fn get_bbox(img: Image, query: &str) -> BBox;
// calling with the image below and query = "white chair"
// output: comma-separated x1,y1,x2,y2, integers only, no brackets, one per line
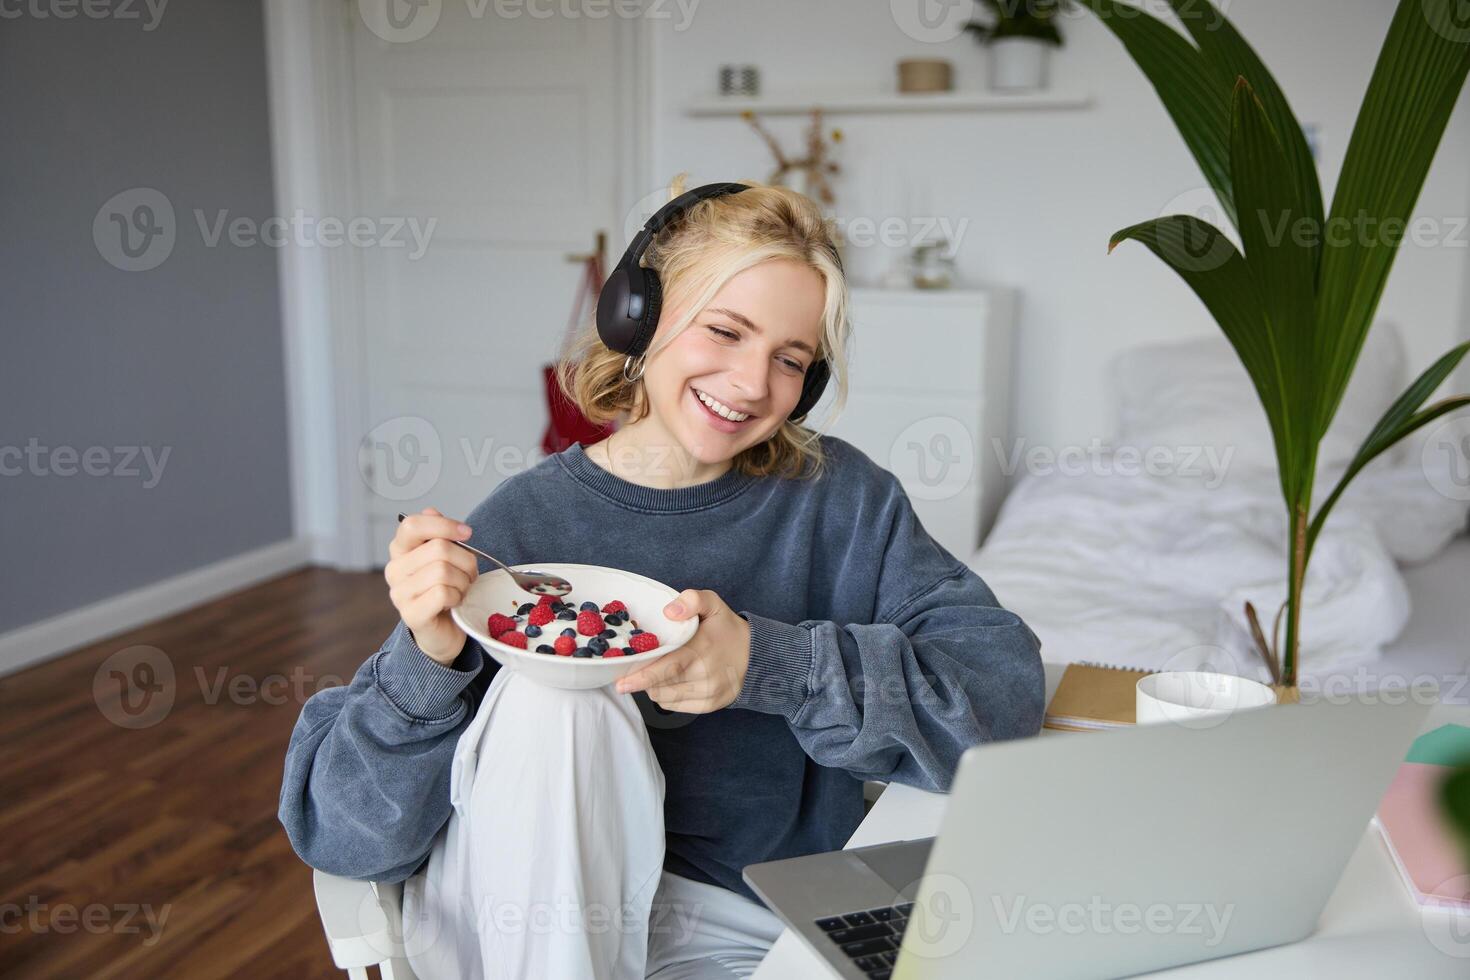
309,781,887,976
312,870,419,980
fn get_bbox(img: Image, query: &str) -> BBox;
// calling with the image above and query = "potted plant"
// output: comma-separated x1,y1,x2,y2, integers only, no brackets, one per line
966,0,1066,92
1074,0,1470,699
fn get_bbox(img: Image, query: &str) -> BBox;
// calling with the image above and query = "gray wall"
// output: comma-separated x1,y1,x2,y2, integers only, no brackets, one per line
0,0,293,633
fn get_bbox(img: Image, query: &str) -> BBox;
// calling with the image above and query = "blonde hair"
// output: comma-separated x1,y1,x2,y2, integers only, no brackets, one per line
554,172,850,481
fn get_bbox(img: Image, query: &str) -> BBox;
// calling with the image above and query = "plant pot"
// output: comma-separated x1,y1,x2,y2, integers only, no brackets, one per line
1270,683,1302,705
988,37,1051,93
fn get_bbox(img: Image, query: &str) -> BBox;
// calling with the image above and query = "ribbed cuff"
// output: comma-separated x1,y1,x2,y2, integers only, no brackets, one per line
375,622,483,721
731,611,813,718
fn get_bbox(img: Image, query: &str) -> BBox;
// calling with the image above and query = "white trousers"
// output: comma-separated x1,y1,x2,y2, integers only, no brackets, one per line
402,668,784,980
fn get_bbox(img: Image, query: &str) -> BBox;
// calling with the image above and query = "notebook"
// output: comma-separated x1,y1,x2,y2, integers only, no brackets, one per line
1043,661,1155,732
1374,723,1470,913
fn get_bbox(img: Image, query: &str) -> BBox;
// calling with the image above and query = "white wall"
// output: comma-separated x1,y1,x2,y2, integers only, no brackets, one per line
648,0,1470,455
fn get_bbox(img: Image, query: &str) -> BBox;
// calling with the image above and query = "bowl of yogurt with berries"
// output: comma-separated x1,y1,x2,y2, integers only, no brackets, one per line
451,563,698,690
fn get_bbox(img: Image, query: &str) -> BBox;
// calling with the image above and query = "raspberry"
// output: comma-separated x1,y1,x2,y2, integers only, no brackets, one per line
602,600,627,616
628,632,660,653
536,594,558,608
576,610,605,637
603,649,625,658
553,635,575,656
487,613,517,637
527,604,554,627
499,631,527,649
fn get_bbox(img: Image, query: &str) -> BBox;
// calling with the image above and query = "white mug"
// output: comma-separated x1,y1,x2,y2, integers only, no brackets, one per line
1136,670,1276,729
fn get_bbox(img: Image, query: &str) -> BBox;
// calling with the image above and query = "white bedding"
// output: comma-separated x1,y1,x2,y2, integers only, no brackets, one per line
971,449,1467,684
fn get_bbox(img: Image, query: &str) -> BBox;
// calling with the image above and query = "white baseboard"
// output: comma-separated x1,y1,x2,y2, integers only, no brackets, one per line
0,537,313,678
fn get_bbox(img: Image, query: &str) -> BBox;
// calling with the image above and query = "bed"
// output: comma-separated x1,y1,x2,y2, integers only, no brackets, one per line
967,323,1470,691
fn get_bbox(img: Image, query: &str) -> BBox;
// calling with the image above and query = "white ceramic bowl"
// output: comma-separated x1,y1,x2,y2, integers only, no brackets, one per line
450,562,697,690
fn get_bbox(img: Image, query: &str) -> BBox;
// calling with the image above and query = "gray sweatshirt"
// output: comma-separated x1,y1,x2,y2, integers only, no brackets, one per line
278,435,1045,902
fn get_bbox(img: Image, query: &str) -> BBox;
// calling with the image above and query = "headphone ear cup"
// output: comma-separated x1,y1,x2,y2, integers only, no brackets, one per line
789,358,831,422
596,266,635,353
635,269,663,354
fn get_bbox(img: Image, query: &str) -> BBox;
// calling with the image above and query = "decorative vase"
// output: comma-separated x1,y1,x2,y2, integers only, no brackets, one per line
989,37,1051,92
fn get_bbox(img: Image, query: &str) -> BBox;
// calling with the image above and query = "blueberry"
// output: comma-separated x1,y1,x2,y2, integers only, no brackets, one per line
588,636,609,653
579,600,601,612
517,602,534,615
573,647,593,658
600,629,617,639
525,624,542,638
621,646,636,655
556,610,577,621
603,613,622,626
560,627,576,638
630,628,644,635
535,644,554,654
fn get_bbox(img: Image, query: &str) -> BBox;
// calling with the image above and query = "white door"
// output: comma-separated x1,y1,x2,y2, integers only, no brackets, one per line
348,0,643,561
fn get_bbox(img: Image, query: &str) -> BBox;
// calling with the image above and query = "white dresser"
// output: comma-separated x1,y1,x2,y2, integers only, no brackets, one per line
808,286,1016,562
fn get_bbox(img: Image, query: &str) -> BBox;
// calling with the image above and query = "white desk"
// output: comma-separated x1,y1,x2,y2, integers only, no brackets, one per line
752,663,1470,979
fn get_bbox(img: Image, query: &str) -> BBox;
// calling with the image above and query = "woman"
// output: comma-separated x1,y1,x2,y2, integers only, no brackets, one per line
278,173,1045,979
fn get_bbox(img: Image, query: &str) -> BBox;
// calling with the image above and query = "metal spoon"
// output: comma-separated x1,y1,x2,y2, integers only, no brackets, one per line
396,512,573,597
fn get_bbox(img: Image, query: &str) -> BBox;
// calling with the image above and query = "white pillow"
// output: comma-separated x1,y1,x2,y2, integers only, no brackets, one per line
1111,321,1406,473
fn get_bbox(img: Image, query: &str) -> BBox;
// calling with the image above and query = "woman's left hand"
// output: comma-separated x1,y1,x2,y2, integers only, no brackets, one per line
614,588,751,712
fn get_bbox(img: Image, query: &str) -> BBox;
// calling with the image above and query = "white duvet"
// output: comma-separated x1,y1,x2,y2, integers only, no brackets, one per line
970,437,1468,685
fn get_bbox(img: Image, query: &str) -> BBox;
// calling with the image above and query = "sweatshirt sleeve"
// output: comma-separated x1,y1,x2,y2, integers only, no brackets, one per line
730,475,1045,793
277,619,496,882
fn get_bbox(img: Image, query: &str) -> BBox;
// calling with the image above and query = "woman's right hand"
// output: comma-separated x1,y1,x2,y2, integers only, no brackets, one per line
385,507,479,665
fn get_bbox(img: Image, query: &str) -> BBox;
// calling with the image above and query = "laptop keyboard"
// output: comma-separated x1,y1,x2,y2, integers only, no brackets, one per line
813,902,913,979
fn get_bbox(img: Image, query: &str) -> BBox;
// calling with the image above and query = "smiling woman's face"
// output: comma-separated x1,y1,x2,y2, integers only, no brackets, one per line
641,258,826,465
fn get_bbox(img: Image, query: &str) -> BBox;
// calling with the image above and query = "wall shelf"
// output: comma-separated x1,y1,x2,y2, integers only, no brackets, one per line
683,89,1092,117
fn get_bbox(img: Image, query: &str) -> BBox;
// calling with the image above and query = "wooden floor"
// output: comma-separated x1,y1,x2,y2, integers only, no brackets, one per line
0,566,397,979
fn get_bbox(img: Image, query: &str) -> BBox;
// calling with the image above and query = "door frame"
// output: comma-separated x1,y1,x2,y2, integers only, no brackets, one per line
262,0,655,569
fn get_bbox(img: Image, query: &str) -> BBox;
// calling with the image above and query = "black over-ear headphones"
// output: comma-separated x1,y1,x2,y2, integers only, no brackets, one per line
595,181,833,424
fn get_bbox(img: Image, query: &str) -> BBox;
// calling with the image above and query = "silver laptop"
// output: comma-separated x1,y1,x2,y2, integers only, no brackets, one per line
743,694,1431,980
